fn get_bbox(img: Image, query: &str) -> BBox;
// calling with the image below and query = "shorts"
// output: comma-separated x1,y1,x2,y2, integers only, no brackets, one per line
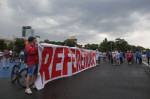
116,58,120,63
27,64,38,76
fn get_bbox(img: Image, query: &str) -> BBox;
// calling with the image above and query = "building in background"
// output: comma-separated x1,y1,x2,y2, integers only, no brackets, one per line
22,26,34,38
69,36,77,43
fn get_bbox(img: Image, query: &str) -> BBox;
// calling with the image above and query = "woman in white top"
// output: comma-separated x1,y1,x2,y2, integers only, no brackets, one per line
112,50,116,65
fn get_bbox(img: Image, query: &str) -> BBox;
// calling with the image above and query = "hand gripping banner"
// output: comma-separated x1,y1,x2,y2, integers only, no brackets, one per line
35,43,96,90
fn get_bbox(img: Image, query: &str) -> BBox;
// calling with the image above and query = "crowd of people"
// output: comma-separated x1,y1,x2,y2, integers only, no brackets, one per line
0,36,150,95
0,49,25,69
96,49,150,66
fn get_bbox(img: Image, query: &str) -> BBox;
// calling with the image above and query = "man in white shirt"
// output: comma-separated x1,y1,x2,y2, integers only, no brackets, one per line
112,50,116,65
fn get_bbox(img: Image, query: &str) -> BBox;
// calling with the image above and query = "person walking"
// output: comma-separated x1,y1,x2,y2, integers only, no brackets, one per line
2,48,10,69
146,50,150,65
25,36,39,94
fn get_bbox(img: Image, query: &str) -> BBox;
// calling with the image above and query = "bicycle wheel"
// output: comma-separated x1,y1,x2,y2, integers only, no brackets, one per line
17,68,33,88
11,65,20,83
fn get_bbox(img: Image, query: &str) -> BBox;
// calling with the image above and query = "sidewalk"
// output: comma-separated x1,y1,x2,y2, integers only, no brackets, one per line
0,62,24,78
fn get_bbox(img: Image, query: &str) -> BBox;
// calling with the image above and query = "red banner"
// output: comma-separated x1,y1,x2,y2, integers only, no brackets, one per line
35,43,96,90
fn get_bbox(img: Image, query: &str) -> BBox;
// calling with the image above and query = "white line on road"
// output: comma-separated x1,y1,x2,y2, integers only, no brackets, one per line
143,61,150,67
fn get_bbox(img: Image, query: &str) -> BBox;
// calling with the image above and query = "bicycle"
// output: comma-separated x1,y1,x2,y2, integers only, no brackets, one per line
11,60,33,88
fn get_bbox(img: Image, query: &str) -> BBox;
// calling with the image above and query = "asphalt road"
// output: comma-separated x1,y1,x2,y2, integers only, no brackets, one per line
1,62,150,99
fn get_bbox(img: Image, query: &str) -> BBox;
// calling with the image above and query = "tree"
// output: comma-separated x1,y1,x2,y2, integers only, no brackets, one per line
84,43,91,49
0,39,7,51
64,39,76,47
43,39,62,45
98,38,110,52
14,38,26,53
84,43,98,50
8,42,13,50
114,38,129,52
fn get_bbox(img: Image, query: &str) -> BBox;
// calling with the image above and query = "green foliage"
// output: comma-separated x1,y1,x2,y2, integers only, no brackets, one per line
114,38,129,51
64,39,76,47
85,43,98,50
43,39,62,45
8,42,13,50
98,38,146,52
0,39,7,51
14,38,26,52
5,37,145,53
99,38,110,52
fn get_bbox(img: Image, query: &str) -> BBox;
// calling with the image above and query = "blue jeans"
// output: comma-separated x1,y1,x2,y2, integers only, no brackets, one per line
27,64,38,76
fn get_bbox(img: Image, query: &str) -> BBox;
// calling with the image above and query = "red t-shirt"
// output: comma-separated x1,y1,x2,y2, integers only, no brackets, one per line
3,50,10,59
25,43,39,66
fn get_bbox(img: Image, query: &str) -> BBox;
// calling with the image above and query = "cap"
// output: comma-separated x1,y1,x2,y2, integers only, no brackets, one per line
28,36,35,42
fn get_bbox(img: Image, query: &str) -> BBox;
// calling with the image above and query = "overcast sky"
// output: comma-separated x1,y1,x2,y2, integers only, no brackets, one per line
0,0,150,48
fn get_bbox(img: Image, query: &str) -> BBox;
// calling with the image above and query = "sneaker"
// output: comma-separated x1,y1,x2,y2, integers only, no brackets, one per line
7,67,9,68
33,85,36,89
25,88,33,94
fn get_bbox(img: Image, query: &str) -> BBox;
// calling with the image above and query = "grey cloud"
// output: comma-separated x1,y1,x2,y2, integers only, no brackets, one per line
0,0,150,48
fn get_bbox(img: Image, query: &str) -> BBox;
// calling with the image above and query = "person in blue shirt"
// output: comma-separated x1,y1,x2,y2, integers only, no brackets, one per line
119,50,123,63
146,50,150,65
110,51,113,64
139,51,142,64
135,50,139,64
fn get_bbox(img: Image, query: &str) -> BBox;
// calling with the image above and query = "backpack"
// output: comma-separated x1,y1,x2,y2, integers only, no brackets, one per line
24,49,27,63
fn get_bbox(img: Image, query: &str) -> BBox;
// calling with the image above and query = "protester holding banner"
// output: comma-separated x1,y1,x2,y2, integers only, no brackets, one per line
25,36,39,94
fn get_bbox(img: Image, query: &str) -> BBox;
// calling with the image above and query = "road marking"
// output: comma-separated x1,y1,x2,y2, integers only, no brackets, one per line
143,61,150,67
